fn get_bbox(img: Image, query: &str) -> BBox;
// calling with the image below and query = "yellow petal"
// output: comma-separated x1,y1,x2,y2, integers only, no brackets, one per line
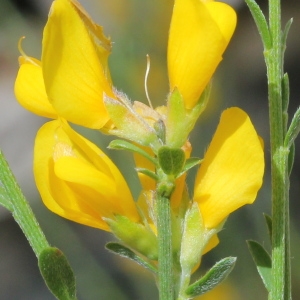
194,107,264,228
202,234,219,254
34,119,140,231
168,0,236,109
42,0,114,128
14,56,57,118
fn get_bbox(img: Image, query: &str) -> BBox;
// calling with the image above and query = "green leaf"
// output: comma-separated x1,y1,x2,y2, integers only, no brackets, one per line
38,247,77,300
106,242,157,274
282,73,290,130
245,0,272,50
135,168,158,181
108,139,157,166
284,106,300,148
288,142,295,176
263,213,272,243
247,240,272,292
0,150,49,256
282,18,293,59
0,151,16,211
158,146,185,176
185,257,236,297
0,182,13,212
178,157,202,177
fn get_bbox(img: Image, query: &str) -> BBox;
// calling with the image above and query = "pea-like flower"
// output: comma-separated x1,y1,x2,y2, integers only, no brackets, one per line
34,119,140,231
15,0,114,129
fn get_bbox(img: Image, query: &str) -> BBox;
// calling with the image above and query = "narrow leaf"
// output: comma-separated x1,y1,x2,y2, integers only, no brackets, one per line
178,157,202,177
284,106,300,148
245,0,272,50
0,150,49,256
108,139,157,165
0,183,13,211
247,240,272,292
282,73,290,130
106,242,157,274
282,18,293,58
38,247,77,300
135,168,159,181
288,143,295,176
263,213,272,243
185,257,236,297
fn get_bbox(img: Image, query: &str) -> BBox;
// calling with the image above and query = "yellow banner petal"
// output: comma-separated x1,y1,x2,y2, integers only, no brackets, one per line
168,0,236,109
42,0,114,128
194,107,264,228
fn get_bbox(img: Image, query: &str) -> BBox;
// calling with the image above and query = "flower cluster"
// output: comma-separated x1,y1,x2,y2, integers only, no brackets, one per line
15,0,264,296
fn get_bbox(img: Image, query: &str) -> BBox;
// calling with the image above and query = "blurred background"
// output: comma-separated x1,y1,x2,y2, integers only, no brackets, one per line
1,0,300,299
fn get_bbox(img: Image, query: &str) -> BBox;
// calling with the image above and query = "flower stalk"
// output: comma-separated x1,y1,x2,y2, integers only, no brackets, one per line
157,189,173,300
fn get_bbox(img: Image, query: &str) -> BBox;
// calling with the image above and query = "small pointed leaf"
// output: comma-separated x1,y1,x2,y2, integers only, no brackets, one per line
108,139,157,165
185,257,236,297
38,247,77,300
245,0,271,50
158,146,185,176
178,157,202,177
263,213,272,243
106,242,157,273
282,73,290,114
288,143,295,175
282,18,293,58
247,240,272,292
135,168,158,181
284,106,300,148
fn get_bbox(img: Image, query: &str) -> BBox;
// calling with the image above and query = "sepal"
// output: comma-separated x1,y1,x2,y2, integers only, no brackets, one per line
180,202,222,274
105,215,158,260
106,242,157,273
180,202,205,273
165,86,210,148
104,94,159,148
185,257,236,298
38,247,77,300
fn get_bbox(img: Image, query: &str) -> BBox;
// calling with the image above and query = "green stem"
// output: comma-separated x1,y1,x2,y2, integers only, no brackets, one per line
267,0,291,298
0,150,50,256
157,182,174,300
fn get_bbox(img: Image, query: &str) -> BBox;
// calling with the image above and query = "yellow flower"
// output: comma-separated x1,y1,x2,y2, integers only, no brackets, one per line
15,0,114,129
194,107,264,229
34,119,140,231
168,0,237,109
